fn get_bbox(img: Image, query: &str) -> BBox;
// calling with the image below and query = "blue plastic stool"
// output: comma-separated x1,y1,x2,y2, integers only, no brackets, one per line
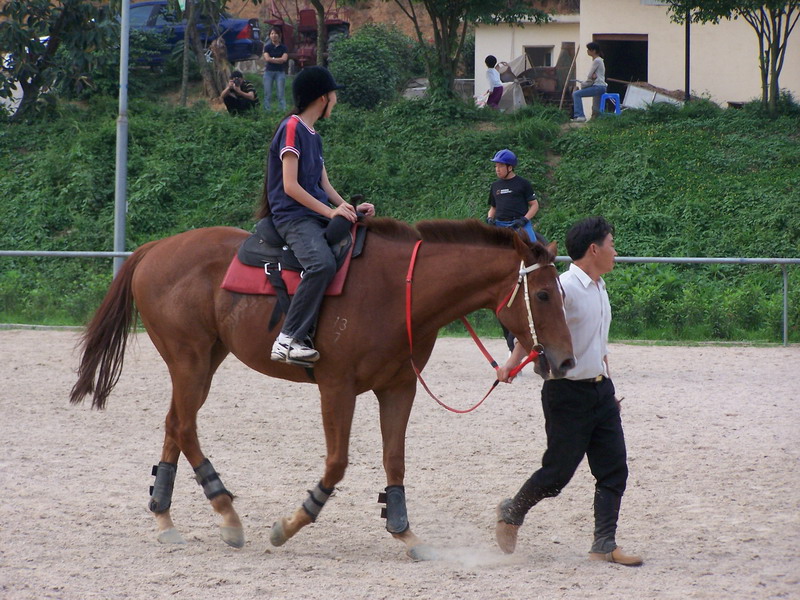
599,93,621,115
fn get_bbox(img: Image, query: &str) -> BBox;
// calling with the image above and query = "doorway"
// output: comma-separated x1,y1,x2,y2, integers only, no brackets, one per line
593,34,648,99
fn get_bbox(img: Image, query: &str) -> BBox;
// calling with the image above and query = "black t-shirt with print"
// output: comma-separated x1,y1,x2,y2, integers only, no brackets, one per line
488,175,535,221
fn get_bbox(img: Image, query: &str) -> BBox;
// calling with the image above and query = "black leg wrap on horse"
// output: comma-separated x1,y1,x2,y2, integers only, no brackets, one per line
301,480,334,522
379,485,410,534
148,462,177,513
193,458,233,501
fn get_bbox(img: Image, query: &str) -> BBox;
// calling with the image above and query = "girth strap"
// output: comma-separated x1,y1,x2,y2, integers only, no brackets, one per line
265,262,291,331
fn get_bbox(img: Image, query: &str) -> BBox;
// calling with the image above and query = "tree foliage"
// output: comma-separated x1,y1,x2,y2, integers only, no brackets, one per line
664,1,800,115
344,0,549,98
0,0,118,120
328,24,420,109
163,0,247,102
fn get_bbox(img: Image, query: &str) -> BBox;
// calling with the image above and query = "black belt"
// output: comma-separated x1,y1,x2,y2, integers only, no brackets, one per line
572,375,605,383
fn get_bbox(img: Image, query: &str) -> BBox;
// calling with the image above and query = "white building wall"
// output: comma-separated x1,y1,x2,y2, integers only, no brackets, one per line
475,1,800,108
581,0,800,105
474,20,580,99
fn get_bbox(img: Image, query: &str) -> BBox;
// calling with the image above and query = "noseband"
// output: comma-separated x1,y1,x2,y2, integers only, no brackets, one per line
405,241,555,410
500,260,554,361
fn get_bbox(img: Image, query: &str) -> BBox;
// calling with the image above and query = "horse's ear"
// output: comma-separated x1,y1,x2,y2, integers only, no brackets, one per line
547,241,558,255
512,232,533,258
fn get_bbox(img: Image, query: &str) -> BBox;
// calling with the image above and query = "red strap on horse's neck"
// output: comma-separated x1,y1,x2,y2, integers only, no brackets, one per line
405,240,500,414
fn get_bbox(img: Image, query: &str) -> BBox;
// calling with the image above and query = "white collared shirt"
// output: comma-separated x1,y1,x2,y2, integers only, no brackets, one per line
559,262,611,380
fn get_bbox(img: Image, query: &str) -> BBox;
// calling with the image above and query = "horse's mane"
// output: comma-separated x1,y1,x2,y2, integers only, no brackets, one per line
417,219,554,264
364,217,553,264
364,217,421,242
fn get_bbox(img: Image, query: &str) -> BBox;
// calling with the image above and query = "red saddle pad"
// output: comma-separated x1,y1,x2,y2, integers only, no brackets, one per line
221,240,354,296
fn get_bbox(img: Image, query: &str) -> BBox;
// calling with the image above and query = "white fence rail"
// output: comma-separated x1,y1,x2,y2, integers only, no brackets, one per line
1,251,798,345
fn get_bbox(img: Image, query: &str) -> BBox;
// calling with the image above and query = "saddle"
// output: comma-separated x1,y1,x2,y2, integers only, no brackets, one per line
221,215,367,330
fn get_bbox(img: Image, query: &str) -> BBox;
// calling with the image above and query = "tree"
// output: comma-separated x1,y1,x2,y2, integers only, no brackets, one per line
166,0,263,104
350,1,549,98
309,0,327,67
664,1,800,115
0,0,117,120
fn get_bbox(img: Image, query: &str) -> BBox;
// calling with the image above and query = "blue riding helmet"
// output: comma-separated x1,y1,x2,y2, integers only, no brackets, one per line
491,149,517,166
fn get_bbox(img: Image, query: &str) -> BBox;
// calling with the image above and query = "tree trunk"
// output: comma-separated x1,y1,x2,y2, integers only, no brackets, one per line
768,32,779,116
186,2,220,99
310,0,326,67
179,0,194,106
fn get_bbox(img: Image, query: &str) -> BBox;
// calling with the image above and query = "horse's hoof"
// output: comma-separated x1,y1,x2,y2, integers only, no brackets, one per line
157,527,187,545
270,519,288,547
407,544,439,562
221,526,245,549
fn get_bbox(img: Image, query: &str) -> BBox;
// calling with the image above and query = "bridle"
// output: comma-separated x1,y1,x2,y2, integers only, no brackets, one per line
501,260,554,379
405,240,554,413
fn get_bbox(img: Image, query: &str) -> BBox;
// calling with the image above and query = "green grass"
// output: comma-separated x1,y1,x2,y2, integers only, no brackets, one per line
1,92,798,341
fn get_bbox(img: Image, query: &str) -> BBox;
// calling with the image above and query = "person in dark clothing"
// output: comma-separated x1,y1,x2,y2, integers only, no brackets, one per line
262,26,288,111
221,70,258,114
495,216,643,567
487,148,541,352
487,148,540,243
266,66,375,365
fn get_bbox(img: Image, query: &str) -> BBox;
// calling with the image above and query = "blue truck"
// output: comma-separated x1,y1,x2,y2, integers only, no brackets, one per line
129,0,263,64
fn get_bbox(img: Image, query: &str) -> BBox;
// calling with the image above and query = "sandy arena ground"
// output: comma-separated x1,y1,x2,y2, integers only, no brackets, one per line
0,328,798,599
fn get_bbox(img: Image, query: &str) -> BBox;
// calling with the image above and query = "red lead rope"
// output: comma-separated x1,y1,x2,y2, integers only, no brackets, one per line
405,240,540,414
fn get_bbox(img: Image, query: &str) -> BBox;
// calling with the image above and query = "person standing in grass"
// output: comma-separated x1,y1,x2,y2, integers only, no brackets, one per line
262,26,289,111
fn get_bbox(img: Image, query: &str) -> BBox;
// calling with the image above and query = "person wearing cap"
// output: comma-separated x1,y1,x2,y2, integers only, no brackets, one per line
494,216,643,568
221,70,258,114
262,66,375,365
487,148,540,245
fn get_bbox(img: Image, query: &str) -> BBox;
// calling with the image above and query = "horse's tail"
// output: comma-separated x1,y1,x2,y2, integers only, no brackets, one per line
69,241,157,410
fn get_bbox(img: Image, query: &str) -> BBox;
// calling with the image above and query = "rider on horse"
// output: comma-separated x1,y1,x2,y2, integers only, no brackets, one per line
264,66,375,365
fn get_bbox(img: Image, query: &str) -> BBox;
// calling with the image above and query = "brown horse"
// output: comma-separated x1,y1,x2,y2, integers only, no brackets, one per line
70,218,574,559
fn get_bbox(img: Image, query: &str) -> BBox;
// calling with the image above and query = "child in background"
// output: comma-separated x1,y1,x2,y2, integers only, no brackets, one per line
485,55,503,109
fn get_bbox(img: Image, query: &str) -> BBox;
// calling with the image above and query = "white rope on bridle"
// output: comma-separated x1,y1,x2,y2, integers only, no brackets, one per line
506,261,555,350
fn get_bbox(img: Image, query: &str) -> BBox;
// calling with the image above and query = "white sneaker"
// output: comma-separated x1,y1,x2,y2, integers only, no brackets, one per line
571,116,586,123
271,337,320,364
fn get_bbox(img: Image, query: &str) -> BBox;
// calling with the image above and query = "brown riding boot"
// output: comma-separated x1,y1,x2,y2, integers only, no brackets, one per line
589,547,643,566
495,499,521,554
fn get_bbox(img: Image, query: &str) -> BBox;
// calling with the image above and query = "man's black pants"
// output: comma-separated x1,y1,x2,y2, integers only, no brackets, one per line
506,377,628,553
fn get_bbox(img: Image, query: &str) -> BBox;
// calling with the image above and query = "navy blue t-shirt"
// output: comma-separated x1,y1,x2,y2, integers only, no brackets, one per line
268,115,329,226
264,42,288,73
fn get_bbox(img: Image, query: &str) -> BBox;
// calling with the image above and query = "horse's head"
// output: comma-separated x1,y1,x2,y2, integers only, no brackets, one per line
497,235,575,380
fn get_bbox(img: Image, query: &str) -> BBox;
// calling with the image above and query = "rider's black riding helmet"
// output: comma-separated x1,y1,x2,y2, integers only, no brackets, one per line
293,66,343,112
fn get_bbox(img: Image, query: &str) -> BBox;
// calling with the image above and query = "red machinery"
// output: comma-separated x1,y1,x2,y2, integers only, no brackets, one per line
265,1,350,71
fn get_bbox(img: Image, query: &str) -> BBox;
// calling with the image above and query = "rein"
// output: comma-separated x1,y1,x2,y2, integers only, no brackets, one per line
404,240,548,414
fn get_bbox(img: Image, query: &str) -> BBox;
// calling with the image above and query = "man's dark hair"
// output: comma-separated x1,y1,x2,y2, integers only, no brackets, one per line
485,55,497,68
231,70,243,78
565,216,613,261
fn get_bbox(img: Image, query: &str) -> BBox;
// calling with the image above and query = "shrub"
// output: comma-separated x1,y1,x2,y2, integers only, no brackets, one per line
328,24,419,109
